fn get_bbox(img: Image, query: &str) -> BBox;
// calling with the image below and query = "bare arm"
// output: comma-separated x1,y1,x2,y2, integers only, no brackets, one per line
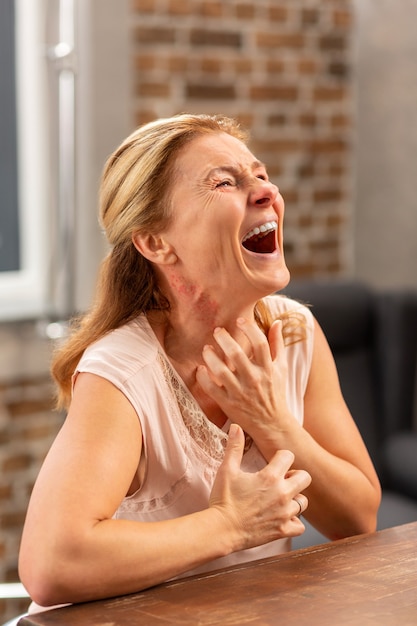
196,316,381,541
19,372,311,606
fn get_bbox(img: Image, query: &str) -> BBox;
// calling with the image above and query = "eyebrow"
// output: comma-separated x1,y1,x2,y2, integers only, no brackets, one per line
204,160,267,181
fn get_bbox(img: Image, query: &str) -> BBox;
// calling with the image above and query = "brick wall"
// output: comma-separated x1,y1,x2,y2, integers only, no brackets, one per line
131,0,355,277
0,1,354,620
0,325,64,622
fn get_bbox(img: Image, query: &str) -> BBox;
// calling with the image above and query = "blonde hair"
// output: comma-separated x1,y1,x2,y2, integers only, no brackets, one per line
51,113,305,408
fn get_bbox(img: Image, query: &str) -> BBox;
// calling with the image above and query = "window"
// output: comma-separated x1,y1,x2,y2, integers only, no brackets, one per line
0,0,50,320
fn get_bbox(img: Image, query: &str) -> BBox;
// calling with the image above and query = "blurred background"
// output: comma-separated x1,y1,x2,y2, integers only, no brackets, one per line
1,0,416,620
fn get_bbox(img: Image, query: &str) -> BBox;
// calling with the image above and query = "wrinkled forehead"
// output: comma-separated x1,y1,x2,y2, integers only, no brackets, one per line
173,131,259,179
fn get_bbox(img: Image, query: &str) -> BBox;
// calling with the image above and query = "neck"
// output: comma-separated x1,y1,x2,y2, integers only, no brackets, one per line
149,301,257,364
147,290,260,429
150,270,259,360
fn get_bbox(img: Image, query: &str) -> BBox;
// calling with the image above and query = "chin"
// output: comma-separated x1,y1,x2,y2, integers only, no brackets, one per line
275,266,291,292
248,269,291,301
264,262,291,294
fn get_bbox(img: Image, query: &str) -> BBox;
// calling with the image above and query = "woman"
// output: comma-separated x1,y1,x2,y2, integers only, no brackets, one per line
19,114,381,607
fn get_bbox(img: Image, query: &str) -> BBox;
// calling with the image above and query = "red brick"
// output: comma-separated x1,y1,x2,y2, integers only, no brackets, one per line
190,29,242,47
266,59,285,74
234,113,255,129
133,26,176,45
328,162,346,176
310,239,339,252
327,214,347,227
333,9,353,29
251,138,300,154
319,34,346,51
0,485,12,500
186,83,236,100
298,215,313,228
131,0,158,13
256,32,305,49
250,85,298,101
328,61,350,78
235,3,255,19
298,58,318,75
167,0,192,15
134,110,159,126
2,454,32,473
313,85,346,101
6,398,53,416
298,161,316,178
268,6,288,22
308,138,348,154
263,163,283,178
133,54,156,71
301,8,320,26
0,511,27,529
280,189,299,204
331,114,351,129
313,189,343,203
199,1,223,17
268,113,287,126
137,82,171,97
20,424,58,440
200,58,223,74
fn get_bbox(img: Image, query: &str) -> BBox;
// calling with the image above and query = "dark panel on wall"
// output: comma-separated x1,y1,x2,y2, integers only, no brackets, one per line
0,0,21,272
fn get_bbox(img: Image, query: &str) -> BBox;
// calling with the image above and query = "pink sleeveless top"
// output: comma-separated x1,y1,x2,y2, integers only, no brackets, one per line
75,294,314,577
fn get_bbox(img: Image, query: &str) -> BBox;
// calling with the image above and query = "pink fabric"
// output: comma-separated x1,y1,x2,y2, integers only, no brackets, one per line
75,295,314,575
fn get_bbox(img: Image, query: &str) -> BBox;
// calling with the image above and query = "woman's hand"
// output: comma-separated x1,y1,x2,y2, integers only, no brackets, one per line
196,317,294,441
210,424,311,550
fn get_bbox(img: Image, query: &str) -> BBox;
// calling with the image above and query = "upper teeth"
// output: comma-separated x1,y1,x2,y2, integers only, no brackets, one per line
242,221,277,242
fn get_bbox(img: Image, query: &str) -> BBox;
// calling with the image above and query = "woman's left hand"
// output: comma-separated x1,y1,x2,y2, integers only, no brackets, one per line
196,317,293,440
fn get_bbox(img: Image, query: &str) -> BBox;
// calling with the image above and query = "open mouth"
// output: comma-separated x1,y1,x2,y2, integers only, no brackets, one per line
242,221,277,254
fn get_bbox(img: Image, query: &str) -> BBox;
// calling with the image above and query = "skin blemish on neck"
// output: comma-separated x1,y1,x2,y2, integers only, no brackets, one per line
164,269,220,325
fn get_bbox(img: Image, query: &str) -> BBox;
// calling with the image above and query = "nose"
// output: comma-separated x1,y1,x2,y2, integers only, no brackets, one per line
249,178,278,207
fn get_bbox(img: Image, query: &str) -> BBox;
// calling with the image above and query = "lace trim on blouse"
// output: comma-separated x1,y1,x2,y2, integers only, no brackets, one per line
157,351,229,463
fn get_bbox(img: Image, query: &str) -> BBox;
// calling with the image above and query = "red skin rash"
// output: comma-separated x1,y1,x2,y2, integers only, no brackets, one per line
165,269,220,326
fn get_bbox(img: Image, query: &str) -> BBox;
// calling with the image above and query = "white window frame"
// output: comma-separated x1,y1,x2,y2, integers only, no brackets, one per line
0,0,50,320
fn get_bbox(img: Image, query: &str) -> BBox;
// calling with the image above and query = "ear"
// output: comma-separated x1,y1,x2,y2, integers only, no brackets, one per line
132,232,177,265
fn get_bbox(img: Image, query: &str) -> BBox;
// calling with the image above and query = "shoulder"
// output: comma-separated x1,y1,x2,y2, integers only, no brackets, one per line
263,294,315,375
262,293,314,328
76,316,158,383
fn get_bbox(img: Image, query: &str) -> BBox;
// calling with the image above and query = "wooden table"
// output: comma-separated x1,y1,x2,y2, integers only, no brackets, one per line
19,521,417,626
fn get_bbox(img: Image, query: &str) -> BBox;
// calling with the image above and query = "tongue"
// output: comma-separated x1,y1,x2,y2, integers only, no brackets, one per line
243,230,276,254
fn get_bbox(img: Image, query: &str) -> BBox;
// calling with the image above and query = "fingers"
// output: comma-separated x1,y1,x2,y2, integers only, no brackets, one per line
199,322,272,397
235,318,273,366
200,344,237,388
205,318,285,379
221,423,245,472
212,320,272,371
264,449,311,519
292,494,308,518
268,319,284,362
212,442,311,549
267,449,311,490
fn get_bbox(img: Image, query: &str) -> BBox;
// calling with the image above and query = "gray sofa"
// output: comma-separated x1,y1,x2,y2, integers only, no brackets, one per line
283,280,417,548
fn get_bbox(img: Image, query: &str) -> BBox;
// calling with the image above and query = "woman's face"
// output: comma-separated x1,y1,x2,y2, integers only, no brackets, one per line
158,131,290,316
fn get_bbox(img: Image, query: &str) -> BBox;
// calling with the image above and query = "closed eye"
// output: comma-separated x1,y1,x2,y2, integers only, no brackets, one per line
215,179,235,188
